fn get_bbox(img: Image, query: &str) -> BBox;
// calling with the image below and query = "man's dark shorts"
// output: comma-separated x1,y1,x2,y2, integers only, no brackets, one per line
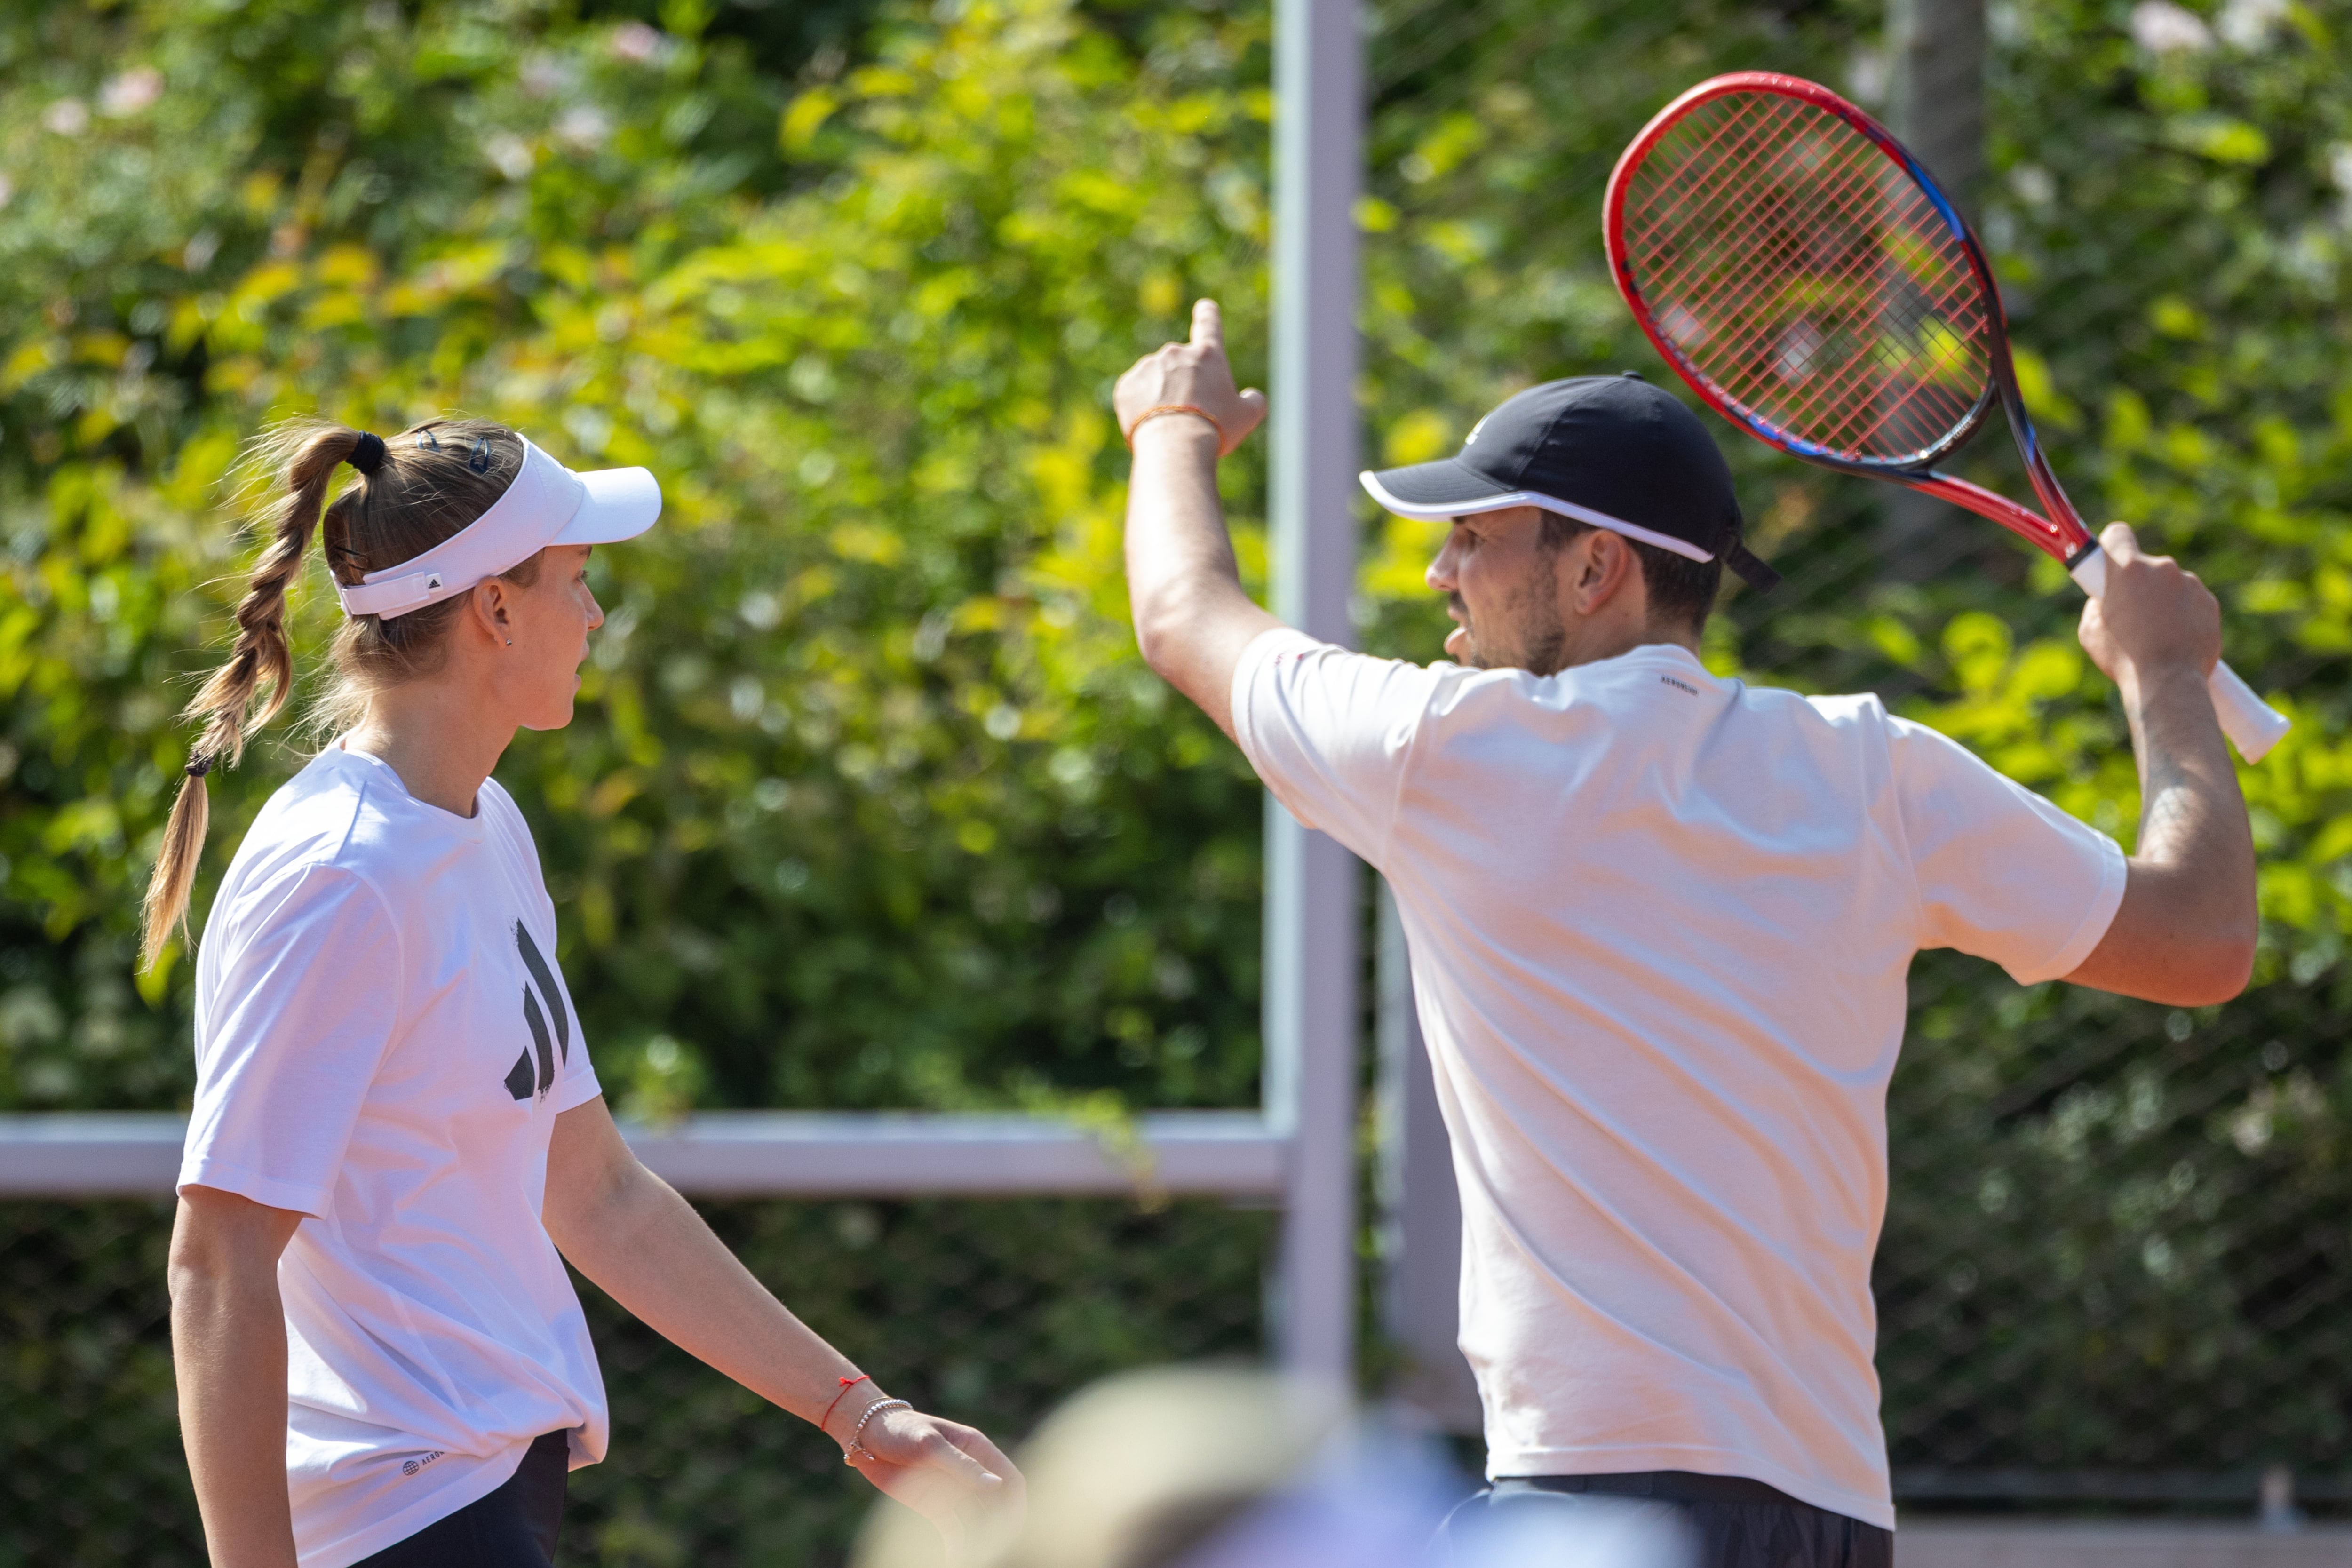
1441,1470,1892,1568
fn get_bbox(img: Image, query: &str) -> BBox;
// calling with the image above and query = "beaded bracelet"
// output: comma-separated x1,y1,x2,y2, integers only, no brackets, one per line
1123,403,1224,450
844,1398,913,1466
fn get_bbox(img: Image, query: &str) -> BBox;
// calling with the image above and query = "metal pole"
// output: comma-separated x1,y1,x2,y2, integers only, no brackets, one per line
1267,0,1362,1385
1882,0,1986,579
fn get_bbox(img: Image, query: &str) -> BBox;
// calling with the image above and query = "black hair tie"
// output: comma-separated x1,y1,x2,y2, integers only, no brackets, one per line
348,432,389,476
185,752,215,779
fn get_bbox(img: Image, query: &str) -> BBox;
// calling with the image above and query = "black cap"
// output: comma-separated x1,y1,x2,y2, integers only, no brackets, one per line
1359,376,1779,592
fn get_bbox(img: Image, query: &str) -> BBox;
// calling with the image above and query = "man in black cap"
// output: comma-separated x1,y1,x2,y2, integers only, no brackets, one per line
1113,301,2253,1567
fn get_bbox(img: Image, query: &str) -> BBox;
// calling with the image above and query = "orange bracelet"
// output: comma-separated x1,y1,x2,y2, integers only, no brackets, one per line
1124,403,1224,449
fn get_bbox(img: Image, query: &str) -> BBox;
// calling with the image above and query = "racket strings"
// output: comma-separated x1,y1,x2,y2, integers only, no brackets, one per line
1628,106,1977,440
1619,92,1992,462
1638,137,1981,452
1631,159,1920,424
1636,123,1975,447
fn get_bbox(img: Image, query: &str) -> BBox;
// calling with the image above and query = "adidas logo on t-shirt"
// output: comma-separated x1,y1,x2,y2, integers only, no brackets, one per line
503,920,572,1101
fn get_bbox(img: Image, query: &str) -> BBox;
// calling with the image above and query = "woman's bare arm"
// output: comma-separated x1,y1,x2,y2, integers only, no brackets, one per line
543,1098,1020,1537
169,1185,305,1568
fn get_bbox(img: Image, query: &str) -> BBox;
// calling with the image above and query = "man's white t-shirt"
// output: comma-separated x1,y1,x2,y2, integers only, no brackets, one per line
1231,631,2126,1530
181,745,609,1568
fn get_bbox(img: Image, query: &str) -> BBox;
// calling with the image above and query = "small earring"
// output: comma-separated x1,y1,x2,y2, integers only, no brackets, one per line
504,638,514,647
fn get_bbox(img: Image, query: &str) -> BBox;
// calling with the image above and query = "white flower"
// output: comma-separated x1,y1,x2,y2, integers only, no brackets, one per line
1775,320,1826,381
42,98,89,135
2218,0,2288,47
563,405,613,456
520,55,568,99
483,132,535,181
2131,0,2215,53
100,66,163,116
1846,48,1888,109
2010,164,2057,206
555,106,611,151
610,22,663,64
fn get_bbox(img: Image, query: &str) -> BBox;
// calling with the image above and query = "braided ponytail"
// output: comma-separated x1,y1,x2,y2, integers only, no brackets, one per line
139,415,525,970
140,423,366,967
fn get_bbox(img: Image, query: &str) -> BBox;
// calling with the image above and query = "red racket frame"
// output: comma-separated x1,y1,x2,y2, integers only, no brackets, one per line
1602,71,2096,571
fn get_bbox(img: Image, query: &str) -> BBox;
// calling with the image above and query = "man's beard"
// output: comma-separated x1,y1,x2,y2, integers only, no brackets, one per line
1450,573,1567,676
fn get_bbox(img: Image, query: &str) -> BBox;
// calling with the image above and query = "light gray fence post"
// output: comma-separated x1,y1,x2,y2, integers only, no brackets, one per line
1266,0,1363,1385
1888,0,1986,211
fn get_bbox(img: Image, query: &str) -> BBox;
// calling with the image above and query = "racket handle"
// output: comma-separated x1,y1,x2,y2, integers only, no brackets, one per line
2207,660,2291,763
2067,549,2290,763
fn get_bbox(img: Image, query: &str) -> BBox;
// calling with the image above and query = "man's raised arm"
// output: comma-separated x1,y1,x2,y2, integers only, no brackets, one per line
1115,298,1282,740
2064,522,2259,1006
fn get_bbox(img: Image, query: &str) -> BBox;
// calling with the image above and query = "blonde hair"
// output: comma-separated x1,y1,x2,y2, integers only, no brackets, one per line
140,416,540,967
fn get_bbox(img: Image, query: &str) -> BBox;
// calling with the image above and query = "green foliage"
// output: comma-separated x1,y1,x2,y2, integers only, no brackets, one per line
1879,963,2352,1472
0,0,1277,1116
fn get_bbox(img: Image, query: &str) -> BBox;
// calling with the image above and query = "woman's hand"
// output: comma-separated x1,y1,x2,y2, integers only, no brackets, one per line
844,1403,1025,1561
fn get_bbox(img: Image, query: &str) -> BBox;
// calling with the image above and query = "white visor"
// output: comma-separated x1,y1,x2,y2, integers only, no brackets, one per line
334,436,663,620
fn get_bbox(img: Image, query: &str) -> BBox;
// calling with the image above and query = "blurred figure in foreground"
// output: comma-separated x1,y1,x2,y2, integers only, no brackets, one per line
854,1366,1693,1568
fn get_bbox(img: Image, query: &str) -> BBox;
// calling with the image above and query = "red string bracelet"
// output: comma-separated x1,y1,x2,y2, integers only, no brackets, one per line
820,1373,872,1436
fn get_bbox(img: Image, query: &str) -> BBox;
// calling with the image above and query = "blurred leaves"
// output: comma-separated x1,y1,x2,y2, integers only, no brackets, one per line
0,0,1275,1117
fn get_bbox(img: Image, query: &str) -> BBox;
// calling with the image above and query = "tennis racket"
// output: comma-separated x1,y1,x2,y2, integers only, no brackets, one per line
1603,71,2289,762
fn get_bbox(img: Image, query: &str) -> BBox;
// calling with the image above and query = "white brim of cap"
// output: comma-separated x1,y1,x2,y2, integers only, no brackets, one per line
552,465,663,546
1357,470,1713,564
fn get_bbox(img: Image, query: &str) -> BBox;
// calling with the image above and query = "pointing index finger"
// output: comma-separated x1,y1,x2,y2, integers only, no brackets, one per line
1191,298,1223,352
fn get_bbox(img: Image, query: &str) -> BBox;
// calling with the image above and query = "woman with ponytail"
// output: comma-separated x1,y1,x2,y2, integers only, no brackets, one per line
159,421,1017,1568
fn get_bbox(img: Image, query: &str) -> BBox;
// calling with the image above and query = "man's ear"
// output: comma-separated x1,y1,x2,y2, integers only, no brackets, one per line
1566,529,1640,617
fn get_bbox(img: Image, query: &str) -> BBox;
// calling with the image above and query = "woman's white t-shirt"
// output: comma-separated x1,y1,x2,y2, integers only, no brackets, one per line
1232,631,2127,1531
180,745,608,1568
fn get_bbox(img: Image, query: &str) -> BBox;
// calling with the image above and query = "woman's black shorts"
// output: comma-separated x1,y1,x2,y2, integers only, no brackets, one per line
353,1430,571,1568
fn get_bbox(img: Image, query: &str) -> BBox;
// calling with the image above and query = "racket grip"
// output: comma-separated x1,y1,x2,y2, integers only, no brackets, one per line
2067,549,2290,763
2208,660,2291,764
